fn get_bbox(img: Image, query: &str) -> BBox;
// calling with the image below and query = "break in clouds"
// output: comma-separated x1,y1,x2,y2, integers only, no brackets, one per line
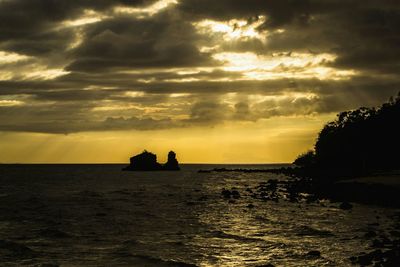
0,0,399,133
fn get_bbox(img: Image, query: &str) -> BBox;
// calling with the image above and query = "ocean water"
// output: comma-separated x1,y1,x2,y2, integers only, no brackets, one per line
0,164,397,266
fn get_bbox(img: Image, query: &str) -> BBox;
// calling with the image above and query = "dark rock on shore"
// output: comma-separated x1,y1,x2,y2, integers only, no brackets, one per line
305,250,321,258
256,264,275,267
231,190,241,199
221,189,231,198
246,203,255,209
197,167,292,174
339,201,353,210
221,188,241,199
198,169,211,173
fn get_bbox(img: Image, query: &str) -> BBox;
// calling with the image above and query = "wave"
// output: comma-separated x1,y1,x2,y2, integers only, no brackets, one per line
208,230,261,242
0,239,36,259
296,225,334,237
131,254,198,267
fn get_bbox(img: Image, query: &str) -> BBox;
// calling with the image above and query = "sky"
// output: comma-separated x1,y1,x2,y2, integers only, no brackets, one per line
0,0,399,163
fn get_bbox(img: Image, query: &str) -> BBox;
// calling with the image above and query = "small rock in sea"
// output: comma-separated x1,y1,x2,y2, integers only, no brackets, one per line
350,249,385,266
372,239,383,248
197,195,208,201
228,199,236,204
271,197,279,203
369,249,383,258
173,241,185,246
34,264,59,267
339,201,353,210
247,204,255,209
306,250,321,258
364,230,377,239
356,253,373,266
221,189,231,198
306,195,317,203
231,190,241,199
389,230,400,237
266,179,278,191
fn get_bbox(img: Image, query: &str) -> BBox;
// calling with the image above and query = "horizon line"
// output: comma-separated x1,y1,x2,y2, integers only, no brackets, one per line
0,162,292,165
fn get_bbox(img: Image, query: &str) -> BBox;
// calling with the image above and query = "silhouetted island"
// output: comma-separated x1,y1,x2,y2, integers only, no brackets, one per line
123,150,180,171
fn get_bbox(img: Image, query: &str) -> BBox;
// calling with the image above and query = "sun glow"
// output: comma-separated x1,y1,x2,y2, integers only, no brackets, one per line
25,68,70,80
62,9,108,27
193,16,267,42
114,0,178,17
213,52,357,80
0,100,24,107
246,92,319,104
124,92,146,98
0,51,30,64
0,52,70,81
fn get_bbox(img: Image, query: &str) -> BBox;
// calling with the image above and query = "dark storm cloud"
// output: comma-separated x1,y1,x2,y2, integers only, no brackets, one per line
178,0,313,28
178,0,400,74
1,74,398,106
66,12,215,72
188,100,230,124
315,3,400,74
0,100,177,134
0,75,398,134
0,0,399,133
0,0,156,55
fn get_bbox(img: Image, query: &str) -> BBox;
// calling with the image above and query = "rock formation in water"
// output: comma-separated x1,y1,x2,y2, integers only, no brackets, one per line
163,151,180,170
123,150,180,171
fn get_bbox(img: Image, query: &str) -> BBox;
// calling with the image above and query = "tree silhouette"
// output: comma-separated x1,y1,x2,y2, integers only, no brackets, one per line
294,92,400,176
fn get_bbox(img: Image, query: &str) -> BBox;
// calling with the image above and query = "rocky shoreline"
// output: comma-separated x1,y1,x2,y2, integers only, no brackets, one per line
199,167,400,207
198,166,400,266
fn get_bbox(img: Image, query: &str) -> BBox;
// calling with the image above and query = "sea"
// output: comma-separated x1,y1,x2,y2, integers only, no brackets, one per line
0,164,398,266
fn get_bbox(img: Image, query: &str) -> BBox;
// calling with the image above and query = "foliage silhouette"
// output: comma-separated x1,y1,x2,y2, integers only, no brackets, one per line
294,92,400,177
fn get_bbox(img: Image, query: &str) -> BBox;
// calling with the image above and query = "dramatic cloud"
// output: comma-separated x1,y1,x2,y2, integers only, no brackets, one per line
0,0,399,135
